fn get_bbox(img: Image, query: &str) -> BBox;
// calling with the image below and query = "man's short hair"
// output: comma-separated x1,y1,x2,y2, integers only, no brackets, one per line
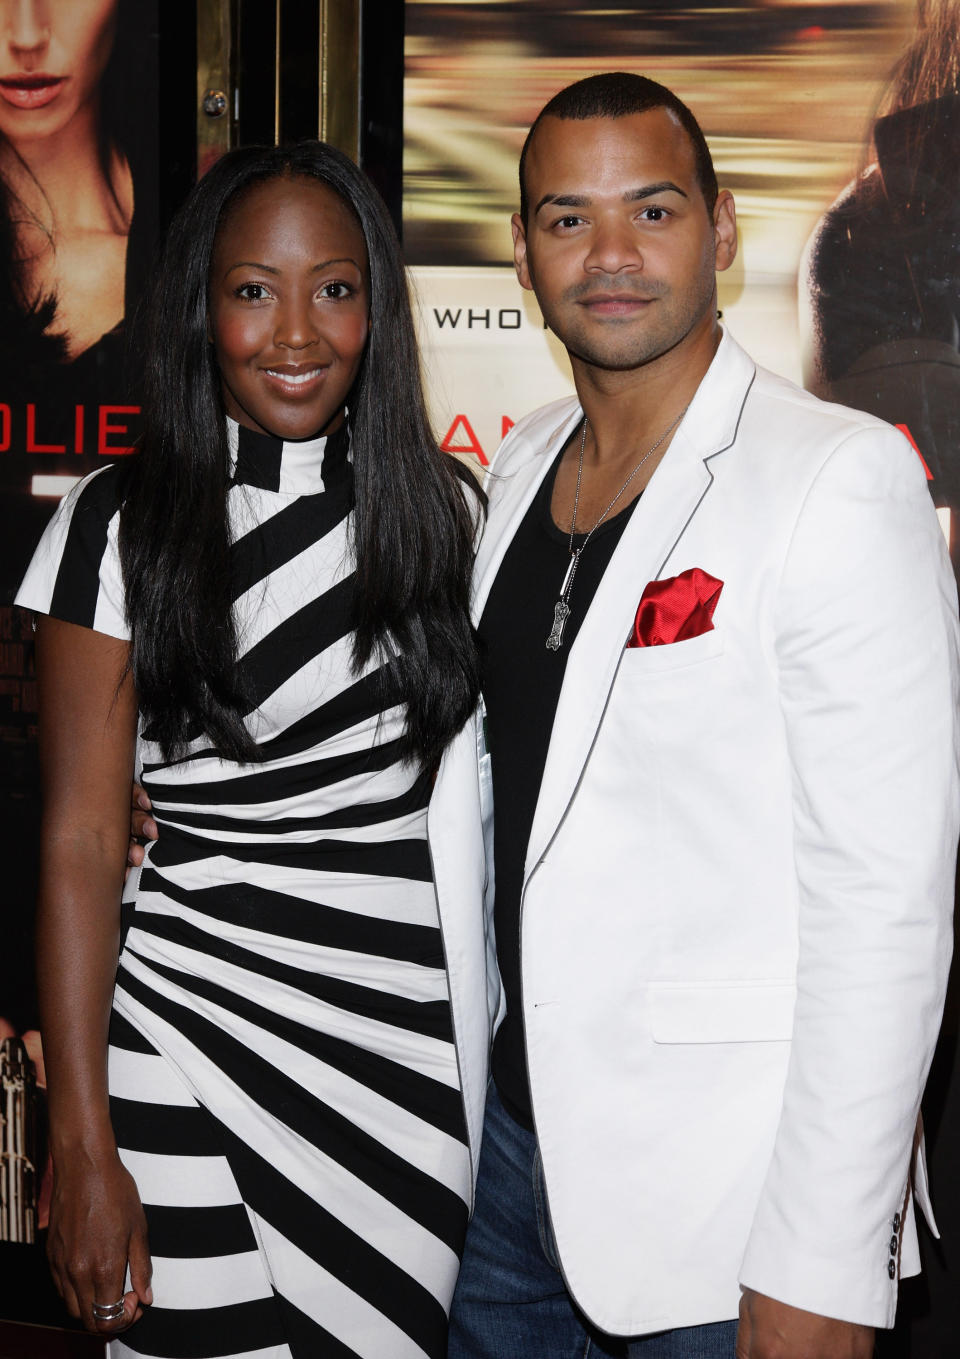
518,72,719,223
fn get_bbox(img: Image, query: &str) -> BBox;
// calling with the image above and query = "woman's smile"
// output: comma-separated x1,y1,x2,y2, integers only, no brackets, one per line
209,175,370,441
261,363,328,393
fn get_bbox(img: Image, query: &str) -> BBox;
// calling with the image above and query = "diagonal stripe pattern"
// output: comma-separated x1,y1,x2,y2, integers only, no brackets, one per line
18,419,470,1359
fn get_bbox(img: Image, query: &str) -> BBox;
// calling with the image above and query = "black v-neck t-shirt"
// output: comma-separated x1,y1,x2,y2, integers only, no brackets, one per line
478,436,639,1128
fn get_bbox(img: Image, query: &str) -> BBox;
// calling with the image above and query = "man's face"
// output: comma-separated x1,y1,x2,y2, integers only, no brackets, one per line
512,109,736,376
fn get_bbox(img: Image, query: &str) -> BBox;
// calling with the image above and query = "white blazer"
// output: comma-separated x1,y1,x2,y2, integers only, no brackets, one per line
428,330,960,1335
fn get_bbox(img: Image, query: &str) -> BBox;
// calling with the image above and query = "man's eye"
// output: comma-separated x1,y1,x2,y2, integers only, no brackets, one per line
557,215,582,229
640,206,667,222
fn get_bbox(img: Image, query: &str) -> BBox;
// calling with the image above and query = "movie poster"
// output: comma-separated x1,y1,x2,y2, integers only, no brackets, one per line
0,0,160,1326
404,0,949,497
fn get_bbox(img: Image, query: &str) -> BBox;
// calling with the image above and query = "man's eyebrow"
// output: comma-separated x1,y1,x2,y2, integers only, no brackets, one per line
534,193,588,214
625,181,688,202
534,182,688,215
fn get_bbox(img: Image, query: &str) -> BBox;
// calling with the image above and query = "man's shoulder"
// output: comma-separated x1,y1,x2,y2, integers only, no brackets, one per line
484,336,918,491
718,352,930,523
701,333,920,491
486,395,581,479
708,328,895,444
748,358,893,440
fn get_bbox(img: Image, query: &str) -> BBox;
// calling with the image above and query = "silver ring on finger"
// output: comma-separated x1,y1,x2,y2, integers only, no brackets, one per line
92,1299,125,1322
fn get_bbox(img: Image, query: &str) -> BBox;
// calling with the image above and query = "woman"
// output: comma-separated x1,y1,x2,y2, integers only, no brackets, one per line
17,140,482,1359
0,0,150,370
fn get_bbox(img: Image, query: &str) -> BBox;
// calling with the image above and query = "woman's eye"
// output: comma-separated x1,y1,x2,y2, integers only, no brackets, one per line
319,281,352,299
235,282,270,301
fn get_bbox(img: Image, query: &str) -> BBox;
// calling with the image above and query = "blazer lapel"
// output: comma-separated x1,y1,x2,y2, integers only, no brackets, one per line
524,331,757,878
471,401,583,625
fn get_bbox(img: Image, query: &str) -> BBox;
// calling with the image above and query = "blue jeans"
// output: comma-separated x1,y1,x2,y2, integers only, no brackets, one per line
449,1084,738,1359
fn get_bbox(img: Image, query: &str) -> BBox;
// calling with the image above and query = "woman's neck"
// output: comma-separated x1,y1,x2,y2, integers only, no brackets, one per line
5,97,131,235
4,95,133,359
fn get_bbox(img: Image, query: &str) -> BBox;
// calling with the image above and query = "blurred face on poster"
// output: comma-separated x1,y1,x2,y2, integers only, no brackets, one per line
0,0,117,146
512,109,736,379
0,0,132,367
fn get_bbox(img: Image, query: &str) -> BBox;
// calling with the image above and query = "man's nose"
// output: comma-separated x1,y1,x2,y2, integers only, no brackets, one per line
5,0,50,57
584,218,643,274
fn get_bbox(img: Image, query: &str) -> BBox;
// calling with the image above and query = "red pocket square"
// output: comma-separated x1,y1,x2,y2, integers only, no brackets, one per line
627,568,724,648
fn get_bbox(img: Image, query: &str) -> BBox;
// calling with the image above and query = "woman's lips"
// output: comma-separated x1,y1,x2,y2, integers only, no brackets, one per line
0,75,67,110
261,365,327,397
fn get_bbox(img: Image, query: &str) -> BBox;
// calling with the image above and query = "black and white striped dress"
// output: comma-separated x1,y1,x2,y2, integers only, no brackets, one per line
17,420,471,1359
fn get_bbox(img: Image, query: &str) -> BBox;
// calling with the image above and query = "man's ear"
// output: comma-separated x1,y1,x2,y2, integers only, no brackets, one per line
511,212,533,291
713,190,737,273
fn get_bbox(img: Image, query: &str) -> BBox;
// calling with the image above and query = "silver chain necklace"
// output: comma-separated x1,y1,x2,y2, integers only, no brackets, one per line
546,407,687,651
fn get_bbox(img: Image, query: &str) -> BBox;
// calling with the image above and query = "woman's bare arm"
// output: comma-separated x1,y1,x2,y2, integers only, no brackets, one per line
35,616,152,1336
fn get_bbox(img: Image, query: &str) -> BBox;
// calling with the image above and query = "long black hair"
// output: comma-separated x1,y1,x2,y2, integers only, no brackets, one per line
120,140,482,769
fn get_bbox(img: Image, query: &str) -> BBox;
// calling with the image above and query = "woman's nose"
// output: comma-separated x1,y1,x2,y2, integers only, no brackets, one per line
5,1,50,57
275,298,318,350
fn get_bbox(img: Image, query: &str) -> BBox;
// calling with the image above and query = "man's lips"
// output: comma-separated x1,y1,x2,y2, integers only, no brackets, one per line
578,292,658,314
0,74,66,110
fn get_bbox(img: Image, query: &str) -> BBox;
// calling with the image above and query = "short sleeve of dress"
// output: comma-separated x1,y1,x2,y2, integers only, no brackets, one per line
15,464,129,641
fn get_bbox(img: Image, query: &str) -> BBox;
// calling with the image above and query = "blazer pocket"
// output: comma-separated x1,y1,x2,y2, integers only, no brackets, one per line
622,627,725,674
649,981,796,1044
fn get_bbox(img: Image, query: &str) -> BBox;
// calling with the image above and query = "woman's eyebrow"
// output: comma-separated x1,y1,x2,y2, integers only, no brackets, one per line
222,257,361,274
223,260,279,274
310,257,362,272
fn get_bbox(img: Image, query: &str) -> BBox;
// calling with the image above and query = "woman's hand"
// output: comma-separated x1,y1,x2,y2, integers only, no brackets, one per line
47,1146,153,1336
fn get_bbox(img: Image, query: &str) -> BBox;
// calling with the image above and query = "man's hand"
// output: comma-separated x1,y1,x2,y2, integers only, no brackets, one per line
737,1288,875,1359
125,784,157,877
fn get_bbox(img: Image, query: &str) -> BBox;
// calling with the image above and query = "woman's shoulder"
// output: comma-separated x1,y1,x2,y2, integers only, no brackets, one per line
15,463,131,640
61,461,130,520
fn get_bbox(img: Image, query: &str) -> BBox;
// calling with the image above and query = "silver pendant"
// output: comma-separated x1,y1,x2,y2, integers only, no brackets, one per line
546,599,571,650
546,550,580,651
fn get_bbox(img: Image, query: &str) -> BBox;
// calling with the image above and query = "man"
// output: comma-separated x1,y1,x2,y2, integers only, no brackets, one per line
128,73,958,1358
426,74,960,1357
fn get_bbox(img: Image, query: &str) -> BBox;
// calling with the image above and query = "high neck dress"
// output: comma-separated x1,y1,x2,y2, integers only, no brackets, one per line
17,419,471,1359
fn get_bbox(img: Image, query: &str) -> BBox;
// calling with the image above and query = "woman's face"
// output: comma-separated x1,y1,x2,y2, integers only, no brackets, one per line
0,0,117,143
209,174,371,442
